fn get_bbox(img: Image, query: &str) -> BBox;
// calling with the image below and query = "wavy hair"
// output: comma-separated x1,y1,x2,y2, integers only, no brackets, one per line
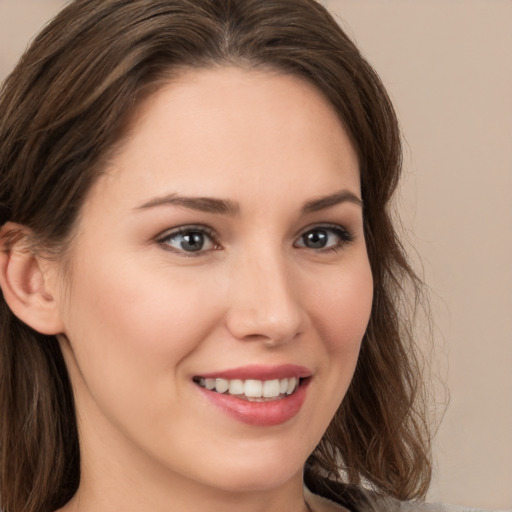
0,1,431,511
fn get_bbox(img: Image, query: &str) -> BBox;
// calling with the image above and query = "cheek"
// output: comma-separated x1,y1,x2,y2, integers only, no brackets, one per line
60,253,225,393
299,255,373,444
58,254,231,456
309,257,373,359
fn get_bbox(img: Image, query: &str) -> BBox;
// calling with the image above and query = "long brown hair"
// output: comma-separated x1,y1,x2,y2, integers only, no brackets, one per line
0,1,431,511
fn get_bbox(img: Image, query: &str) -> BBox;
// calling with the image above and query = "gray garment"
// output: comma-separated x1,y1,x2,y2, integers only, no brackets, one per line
305,482,510,512
400,503,511,512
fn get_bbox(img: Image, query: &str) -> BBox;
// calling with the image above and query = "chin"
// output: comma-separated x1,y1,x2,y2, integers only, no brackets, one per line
192,441,309,493
208,464,302,494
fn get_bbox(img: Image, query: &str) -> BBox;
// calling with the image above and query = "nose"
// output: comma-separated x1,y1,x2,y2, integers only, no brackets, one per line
225,250,307,346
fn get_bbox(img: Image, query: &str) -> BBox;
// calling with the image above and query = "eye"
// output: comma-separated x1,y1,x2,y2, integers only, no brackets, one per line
294,225,353,252
158,226,219,255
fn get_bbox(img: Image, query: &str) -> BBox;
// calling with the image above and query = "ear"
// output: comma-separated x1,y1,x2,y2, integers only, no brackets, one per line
0,222,65,335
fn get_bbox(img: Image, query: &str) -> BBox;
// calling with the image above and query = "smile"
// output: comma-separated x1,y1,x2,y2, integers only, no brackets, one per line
194,377,301,401
192,365,312,425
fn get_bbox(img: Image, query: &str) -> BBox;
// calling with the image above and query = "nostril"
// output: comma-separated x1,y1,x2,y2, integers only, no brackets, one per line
244,333,268,341
225,306,306,346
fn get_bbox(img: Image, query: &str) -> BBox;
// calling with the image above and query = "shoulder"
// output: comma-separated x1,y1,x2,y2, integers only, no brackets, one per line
304,473,499,512
400,504,507,512
304,482,496,512
305,489,497,512
305,485,351,511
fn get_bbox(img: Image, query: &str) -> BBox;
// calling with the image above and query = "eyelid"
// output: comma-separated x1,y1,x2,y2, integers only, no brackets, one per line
295,222,353,238
154,222,354,256
156,223,217,239
294,223,354,250
156,224,221,255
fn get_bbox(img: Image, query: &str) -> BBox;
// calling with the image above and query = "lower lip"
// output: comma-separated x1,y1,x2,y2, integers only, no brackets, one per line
196,380,310,427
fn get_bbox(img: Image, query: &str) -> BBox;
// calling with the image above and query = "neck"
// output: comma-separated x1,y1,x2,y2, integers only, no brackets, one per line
59,471,311,512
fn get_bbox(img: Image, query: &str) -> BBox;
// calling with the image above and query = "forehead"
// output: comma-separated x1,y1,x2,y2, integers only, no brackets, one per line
90,66,360,211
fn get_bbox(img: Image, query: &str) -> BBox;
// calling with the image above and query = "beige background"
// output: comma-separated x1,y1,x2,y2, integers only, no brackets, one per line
1,0,511,509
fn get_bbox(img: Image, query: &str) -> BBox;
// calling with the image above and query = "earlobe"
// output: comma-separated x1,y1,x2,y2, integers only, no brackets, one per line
0,222,65,335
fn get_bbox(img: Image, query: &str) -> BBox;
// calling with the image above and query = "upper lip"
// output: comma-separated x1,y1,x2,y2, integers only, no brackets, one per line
196,364,312,381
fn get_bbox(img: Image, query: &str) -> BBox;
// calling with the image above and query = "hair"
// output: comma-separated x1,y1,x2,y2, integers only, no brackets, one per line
0,1,432,511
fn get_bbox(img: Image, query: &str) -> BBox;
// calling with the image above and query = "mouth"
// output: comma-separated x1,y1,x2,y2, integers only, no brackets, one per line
193,376,308,402
192,364,312,426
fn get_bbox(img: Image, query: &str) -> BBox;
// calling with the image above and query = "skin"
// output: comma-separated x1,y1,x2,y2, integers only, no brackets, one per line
48,67,373,512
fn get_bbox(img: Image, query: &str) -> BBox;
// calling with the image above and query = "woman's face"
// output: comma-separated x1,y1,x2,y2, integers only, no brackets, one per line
54,67,373,496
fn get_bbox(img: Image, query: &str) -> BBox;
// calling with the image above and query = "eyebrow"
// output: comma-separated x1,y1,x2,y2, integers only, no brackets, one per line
135,189,362,215
136,194,240,215
302,190,363,213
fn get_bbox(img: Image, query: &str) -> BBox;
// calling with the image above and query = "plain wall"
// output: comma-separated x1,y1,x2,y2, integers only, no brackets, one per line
1,1,511,509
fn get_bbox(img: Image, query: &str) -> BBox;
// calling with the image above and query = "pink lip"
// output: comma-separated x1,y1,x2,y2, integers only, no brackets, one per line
196,364,312,380
193,365,312,427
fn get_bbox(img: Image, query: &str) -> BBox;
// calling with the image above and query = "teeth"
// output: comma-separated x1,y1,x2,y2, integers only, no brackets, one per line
263,379,280,398
244,379,263,398
287,377,297,395
228,379,244,395
215,378,229,394
197,376,301,399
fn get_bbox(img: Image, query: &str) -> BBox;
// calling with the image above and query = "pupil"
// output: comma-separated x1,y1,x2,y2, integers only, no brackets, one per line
305,230,327,248
181,232,204,252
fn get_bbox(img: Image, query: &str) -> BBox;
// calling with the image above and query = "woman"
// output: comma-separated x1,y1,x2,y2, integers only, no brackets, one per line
0,1,432,511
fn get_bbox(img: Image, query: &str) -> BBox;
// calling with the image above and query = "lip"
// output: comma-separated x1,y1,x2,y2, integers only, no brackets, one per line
196,364,312,381
193,365,312,427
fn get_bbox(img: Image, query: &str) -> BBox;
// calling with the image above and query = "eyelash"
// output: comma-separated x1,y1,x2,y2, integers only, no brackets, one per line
156,223,354,257
294,223,354,253
157,225,220,257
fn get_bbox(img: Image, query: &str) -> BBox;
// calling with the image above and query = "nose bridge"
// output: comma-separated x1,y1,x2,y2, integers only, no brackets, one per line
226,245,305,344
